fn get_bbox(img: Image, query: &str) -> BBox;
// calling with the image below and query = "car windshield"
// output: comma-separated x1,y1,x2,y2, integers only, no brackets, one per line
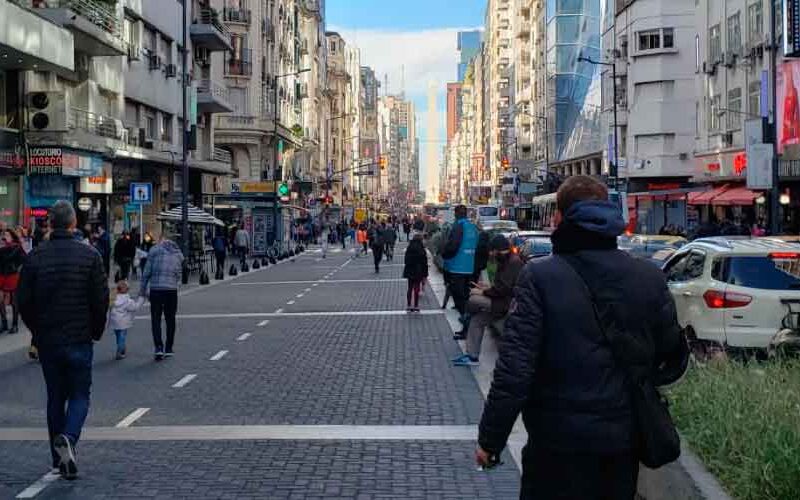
484,221,518,231
479,206,499,217
523,238,552,255
727,256,800,290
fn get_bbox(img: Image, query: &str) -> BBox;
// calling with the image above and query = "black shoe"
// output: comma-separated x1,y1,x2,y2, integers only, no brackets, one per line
154,349,164,362
164,350,174,359
453,330,467,340
54,434,78,480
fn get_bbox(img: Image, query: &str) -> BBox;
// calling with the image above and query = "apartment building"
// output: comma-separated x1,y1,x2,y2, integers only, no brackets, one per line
344,44,360,203
325,31,353,205
486,0,513,200
359,66,380,198
513,0,533,170
605,0,696,232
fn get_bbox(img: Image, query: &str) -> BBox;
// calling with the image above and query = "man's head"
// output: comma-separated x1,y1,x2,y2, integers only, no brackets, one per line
555,176,608,226
454,204,468,220
50,200,77,231
489,234,511,261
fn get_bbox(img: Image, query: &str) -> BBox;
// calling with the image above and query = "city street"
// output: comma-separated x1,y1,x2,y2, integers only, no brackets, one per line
0,242,519,499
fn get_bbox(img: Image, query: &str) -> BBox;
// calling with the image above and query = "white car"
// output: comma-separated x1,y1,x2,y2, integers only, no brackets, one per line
662,237,800,350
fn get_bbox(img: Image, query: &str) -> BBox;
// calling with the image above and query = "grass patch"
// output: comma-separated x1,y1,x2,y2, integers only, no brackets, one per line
667,358,800,500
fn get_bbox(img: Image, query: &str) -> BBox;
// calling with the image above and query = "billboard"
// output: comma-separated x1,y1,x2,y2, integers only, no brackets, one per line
778,60,800,153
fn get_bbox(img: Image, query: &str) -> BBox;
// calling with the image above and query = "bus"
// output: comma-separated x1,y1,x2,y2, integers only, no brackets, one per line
530,190,628,231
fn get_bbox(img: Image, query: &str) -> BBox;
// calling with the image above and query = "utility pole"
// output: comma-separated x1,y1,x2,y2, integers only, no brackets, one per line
769,0,780,234
180,0,189,282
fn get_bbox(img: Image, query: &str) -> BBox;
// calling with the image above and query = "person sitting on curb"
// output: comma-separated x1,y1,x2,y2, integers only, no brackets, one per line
453,234,523,366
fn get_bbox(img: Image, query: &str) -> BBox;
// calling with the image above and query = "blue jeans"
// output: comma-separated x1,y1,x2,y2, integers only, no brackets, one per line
38,343,93,467
114,329,127,353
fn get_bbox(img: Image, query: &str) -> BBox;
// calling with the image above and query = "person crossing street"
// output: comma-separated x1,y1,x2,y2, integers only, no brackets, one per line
382,223,397,262
370,222,385,273
17,200,110,480
140,236,184,361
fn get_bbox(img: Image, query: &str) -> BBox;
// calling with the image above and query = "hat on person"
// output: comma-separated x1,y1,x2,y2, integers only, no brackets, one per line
489,234,511,252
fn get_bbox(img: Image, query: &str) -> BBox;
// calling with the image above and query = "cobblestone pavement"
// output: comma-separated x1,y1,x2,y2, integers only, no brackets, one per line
0,243,520,498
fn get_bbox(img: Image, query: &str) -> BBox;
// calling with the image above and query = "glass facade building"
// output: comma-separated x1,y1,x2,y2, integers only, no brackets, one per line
546,0,604,162
457,31,482,82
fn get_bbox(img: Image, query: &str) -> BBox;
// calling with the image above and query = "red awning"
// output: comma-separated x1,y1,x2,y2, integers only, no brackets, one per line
711,187,762,206
687,185,730,205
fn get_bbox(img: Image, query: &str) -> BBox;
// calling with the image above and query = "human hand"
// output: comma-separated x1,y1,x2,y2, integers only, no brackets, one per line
475,447,492,468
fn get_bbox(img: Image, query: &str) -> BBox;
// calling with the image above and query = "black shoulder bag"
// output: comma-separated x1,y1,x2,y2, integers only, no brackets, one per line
560,255,681,468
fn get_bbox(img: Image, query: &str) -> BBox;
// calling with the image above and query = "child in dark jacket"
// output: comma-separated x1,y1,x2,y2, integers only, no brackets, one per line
403,234,428,312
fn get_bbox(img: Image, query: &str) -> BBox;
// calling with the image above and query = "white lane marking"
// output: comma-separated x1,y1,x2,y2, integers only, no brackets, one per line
209,350,229,361
296,294,304,298
304,288,311,292
315,258,322,262
286,300,295,305
232,279,405,286
172,374,197,388
142,310,445,320
237,333,252,341
312,283,319,287
258,320,270,326
15,471,60,498
115,408,150,428
2,425,478,442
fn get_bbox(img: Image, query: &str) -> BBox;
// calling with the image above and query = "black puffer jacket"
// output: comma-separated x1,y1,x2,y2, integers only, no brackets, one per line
478,201,686,456
18,229,110,347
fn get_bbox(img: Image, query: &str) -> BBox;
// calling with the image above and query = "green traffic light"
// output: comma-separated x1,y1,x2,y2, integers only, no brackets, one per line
278,183,289,196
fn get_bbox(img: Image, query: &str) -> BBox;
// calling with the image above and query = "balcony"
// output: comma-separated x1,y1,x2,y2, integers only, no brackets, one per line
190,8,233,52
225,50,252,77
517,19,531,39
299,0,321,18
69,107,125,141
197,79,233,113
223,6,251,25
215,115,271,146
28,0,125,56
0,0,75,74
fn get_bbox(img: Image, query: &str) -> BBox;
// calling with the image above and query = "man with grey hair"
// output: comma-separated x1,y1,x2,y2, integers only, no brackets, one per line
18,200,109,480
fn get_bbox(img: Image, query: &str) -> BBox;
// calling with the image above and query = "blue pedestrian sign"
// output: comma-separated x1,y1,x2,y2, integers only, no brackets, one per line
130,183,153,204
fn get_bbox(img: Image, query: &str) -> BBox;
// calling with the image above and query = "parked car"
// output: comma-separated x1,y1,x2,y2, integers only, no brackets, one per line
479,219,519,238
513,231,553,261
662,237,800,352
625,235,687,259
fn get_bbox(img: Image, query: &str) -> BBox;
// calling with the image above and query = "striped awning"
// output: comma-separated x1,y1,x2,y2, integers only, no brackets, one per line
157,204,224,226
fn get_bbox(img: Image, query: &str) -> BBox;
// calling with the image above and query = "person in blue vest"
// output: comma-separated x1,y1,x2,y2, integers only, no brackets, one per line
440,204,479,339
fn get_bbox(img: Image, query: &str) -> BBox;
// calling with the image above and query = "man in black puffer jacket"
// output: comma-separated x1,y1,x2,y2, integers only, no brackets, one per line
476,176,688,499
18,200,109,480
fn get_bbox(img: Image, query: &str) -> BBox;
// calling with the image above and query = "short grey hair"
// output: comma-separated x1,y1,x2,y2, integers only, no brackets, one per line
50,200,76,230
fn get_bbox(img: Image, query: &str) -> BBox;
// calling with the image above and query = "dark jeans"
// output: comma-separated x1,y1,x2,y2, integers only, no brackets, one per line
118,259,132,281
372,246,383,271
39,342,93,468
406,279,422,307
448,273,472,316
236,246,248,266
150,289,178,352
520,444,638,500
215,251,226,274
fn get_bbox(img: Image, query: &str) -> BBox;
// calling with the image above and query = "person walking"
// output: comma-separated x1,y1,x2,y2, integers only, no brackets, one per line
94,225,111,276
357,225,368,256
113,230,136,281
234,226,249,267
453,235,523,366
370,223,385,273
402,219,412,242
403,232,428,312
17,200,109,480
108,280,144,360
321,220,330,258
440,205,479,339
0,228,26,334
382,223,398,262
475,176,689,499
212,231,227,278
140,236,184,361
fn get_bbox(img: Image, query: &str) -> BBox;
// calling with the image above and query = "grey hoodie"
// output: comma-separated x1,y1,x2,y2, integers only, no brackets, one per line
140,240,184,294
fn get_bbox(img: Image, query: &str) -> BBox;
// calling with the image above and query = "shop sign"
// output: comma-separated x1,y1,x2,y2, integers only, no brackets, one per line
29,148,104,177
78,164,113,194
231,181,276,194
696,150,748,179
28,208,49,218
28,147,64,174
647,183,682,191
77,197,92,211
202,174,232,195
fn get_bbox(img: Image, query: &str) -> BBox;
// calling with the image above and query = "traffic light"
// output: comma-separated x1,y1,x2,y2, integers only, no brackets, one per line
277,183,290,197
379,156,387,170
501,156,510,171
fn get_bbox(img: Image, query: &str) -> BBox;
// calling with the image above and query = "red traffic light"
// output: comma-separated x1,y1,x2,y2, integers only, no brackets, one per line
501,157,510,170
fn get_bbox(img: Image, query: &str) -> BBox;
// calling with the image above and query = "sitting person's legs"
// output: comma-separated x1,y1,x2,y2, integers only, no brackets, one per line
465,294,493,360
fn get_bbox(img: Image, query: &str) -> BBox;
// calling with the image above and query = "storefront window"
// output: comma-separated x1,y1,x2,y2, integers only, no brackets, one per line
0,177,19,227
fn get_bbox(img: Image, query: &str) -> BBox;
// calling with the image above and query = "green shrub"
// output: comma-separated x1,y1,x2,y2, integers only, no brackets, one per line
667,358,800,500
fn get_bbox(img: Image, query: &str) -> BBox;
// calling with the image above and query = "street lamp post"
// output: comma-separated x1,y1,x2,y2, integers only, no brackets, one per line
578,54,619,187
180,0,188,276
271,68,310,245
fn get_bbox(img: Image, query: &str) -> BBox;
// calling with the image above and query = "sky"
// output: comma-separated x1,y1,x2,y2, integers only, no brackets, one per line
326,0,485,198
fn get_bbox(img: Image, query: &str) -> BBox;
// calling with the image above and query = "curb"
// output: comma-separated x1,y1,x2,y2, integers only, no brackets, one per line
638,443,732,500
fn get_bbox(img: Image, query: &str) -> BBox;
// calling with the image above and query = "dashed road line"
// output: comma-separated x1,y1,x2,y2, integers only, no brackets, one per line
15,471,60,498
275,308,284,314
304,288,311,292
257,319,270,326
209,350,229,361
145,310,444,320
115,408,150,428
296,294,304,298
172,374,197,388
236,332,252,341
287,300,295,305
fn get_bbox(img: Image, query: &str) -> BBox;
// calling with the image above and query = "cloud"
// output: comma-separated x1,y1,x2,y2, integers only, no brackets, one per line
329,26,480,194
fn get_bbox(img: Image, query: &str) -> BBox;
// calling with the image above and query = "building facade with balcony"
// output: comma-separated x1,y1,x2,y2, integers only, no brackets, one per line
359,66,380,199
324,31,352,206
486,0,513,200
0,0,76,227
604,0,697,233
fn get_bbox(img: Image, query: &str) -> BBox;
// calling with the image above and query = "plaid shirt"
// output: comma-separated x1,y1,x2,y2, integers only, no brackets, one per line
140,240,184,295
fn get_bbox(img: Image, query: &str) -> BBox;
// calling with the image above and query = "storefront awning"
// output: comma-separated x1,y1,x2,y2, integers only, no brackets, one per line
711,187,762,206
688,185,731,205
157,204,224,226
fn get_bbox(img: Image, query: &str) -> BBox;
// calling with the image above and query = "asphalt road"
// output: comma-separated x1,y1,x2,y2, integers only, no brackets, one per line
0,242,519,499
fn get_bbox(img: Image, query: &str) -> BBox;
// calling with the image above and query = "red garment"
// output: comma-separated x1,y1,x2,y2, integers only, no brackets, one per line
0,273,20,292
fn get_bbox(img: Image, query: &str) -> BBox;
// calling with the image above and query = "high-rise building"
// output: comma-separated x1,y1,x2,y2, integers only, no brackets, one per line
446,83,462,145
359,66,380,197
325,31,354,205
457,30,482,82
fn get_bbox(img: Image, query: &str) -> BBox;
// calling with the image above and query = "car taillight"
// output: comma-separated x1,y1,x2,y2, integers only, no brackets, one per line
769,252,800,259
703,290,753,309
511,246,519,254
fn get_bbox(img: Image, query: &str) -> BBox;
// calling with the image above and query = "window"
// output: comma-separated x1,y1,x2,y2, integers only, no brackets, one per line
161,113,172,143
684,252,706,280
639,30,661,51
144,111,156,139
727,12,741,55
663,28,674,48
709,94,721,131
748,80,761,117
158,35,171,66
124,17,139,49
665,253,690,282
695,34,700,70
709,24,722,62
143,26,156,56
776,0,784,39
747,2,763,44
696,101,700,136
329,40,336,54
726,256,800,290
727,88,742,129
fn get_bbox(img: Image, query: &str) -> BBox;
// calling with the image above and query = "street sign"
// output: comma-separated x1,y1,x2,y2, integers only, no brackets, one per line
77,197,92,211
130,183,153,204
